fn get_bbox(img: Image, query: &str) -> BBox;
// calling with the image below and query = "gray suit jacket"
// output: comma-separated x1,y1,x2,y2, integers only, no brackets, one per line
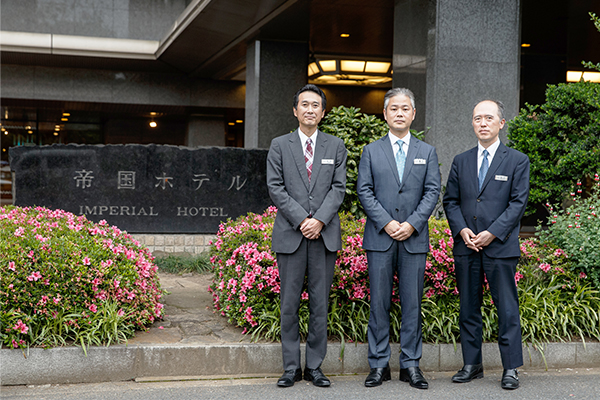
267,129,347,254
357,135,441,253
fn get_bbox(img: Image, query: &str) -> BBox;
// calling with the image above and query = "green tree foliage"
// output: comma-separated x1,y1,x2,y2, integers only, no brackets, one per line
582,12,600,72
507,81,600,215
320,106,424,218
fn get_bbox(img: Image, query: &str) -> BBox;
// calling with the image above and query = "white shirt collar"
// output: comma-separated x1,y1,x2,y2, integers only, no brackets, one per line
478,138,500,160
389,131,411,151
298,128,318,149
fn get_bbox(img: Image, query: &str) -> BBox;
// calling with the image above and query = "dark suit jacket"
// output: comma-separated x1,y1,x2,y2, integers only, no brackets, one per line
443,142,530,258
267,129,347,254
357,135,441,253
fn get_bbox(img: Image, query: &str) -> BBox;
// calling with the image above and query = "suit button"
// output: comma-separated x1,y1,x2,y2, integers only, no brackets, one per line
309,195,314,200
473,216,477,220
477,198,481,202
395,208,399,212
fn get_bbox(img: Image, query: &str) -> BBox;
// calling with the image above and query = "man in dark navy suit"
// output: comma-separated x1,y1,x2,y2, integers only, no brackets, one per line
358,88,441,389
443,100,530,390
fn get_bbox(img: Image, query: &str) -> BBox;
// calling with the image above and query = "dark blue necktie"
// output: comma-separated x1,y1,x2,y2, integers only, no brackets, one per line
478,149,489,191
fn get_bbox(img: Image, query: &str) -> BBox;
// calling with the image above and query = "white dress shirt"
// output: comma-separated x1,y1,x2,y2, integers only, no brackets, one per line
477,138,500,172
389,131,411,158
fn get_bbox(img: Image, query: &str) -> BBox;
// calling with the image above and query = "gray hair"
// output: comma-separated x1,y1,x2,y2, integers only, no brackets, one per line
475,100,505,121
384,88,416,109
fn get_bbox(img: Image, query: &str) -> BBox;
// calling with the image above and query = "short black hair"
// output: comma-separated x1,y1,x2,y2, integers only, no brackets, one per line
293,84,327,110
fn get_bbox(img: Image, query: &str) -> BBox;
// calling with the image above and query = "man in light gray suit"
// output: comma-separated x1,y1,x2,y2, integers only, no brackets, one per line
358,88,440,389
267,84,347,388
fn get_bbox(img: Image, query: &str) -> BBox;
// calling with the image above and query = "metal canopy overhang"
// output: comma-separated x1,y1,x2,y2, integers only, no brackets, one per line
0,0,301,79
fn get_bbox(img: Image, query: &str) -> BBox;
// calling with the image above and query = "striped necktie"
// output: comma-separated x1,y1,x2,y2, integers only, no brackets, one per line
305,138,313,182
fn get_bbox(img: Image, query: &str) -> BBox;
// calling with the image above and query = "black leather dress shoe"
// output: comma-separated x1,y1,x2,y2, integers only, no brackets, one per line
501,368,519,390
400,366,429,389
365,365,391,387
304,367,331,387
277,368,302,387
452,364,484,383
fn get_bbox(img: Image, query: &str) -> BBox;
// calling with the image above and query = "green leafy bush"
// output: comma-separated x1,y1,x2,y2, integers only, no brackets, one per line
582,12,600,72
319,106,424,218
319,106,387,218
538,173,600,289
507,81,600,215
1,206,164,350
208,208,600,346
155,253,212,274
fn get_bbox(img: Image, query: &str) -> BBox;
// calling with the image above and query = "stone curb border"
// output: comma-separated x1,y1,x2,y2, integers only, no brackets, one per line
1,342,599,386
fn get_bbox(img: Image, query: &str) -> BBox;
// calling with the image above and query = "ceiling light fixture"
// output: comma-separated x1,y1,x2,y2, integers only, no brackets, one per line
340,33,350,38
149,121,157,128
236,120,243,123
308,57,393,86
521,43,531,48
62,112,70,116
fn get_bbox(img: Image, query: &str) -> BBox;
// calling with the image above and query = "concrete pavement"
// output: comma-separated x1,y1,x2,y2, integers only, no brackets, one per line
1,272,599,386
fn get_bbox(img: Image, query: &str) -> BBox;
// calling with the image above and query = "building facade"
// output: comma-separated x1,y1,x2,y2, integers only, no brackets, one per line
2,0,599,207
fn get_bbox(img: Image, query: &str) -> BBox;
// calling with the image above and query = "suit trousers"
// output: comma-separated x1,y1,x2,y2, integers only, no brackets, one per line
367,241,426,368
277,236,336,371
454,252,523,369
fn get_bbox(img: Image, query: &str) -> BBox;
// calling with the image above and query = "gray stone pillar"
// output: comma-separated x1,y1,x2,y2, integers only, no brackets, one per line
394,0,521,182
244,40,308,149
393,0,429,132
186,117,225,147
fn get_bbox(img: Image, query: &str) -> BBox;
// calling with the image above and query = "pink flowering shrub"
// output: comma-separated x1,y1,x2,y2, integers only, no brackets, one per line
209,208,600,344
539,173,600,289
1,206,164,350
425,218,458,298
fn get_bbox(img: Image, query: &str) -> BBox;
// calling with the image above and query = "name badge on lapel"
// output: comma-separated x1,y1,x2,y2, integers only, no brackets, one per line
321,159,334,165
495,175,508,181
414,158,426,165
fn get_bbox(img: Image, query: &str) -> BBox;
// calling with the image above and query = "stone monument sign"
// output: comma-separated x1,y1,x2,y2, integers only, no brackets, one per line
9,144,271,233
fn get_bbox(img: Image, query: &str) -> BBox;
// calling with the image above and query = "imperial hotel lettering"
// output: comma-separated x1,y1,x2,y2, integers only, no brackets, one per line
9,144,270,233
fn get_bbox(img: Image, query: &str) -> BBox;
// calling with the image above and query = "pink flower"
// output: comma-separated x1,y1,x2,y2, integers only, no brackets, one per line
89,304,97,313
539,263,551,273
8,261,15,271
239,294,247,303
83,257,91,266
301,292,309,300
579,272,587,278
14,227,25,237
514,272,524,285
13,319,29,334
27,271,42,281
117,309,125,316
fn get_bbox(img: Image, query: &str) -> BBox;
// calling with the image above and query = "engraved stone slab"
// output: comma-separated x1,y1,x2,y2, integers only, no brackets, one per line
9,144,271,233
